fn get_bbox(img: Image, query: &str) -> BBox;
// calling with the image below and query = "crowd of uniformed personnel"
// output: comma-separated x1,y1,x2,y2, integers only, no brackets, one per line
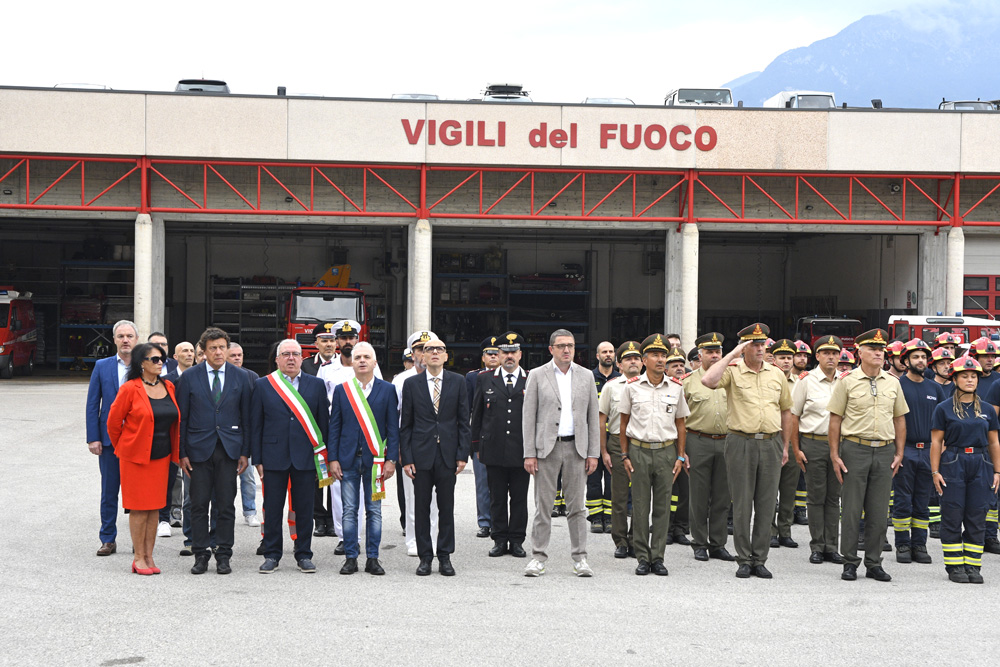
89,315,1000,582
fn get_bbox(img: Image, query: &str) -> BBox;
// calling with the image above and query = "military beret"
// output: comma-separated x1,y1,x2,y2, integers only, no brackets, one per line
695,332,724,349
617,340,641,361
641,333,670,354
738,323,770,341
769,339,796,356
856,328,889,347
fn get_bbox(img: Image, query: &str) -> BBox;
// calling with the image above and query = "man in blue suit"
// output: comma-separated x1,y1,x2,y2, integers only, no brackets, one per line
177,327,252,576
328,342,399,576
86,319,138,556
250,339,330,573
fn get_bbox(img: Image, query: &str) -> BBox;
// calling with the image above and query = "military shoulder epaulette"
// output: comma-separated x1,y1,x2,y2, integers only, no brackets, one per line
670,376,683,385
680,371,692,380
728,361,739,366
798,371,809,380
838,371,850,379
627,376,640,383
478,368,492,374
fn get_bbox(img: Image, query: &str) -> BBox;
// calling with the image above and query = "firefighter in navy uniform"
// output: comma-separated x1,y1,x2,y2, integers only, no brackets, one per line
886,340,907,379
587,341,620,533
931,355,1000,583
892,338,943,564
769,339,801,549
471,332,530,559
970,337,1000,553
928,345,956,537
466,336,501,539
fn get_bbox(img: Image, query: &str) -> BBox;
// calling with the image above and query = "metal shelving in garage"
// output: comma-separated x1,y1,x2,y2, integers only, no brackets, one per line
209,277,294,372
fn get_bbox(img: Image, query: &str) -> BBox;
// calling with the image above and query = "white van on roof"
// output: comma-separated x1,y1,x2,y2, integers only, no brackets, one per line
762,90,836,109
664,88,733,107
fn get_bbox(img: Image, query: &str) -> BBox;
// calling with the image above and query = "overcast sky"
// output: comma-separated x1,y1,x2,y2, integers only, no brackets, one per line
6,0,953,104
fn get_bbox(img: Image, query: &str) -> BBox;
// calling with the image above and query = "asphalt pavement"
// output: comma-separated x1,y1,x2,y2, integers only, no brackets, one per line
1,378,997,666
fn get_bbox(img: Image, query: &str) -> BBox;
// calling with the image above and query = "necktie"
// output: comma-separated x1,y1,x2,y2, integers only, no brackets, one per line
506,374,514,389
433,377,441,414
212,369,222,404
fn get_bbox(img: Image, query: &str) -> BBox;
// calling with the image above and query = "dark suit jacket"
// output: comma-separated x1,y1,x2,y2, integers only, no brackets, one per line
86,355,126,447
471,367,528,467
161,358,179,376
250,372,330,472
177,361,252,462
240,366,260,387
399,369,470,470
328,378,400,468
301,354,336,377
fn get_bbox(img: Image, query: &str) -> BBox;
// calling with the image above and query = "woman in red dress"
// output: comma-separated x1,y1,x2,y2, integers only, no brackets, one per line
107,342,180,575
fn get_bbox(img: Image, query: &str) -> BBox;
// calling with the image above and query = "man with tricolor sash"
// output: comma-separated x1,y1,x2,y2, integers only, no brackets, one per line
328,342,399,575
250,339,331,574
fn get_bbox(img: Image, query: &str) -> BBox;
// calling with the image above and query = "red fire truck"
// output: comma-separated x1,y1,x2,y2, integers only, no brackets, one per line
285,287,367,357
0,288,37,378
794,316,863,351
888,315,1000,345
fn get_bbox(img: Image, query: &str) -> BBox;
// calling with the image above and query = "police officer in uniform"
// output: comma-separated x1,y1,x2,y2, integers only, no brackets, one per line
790,335,844,564
828,328,908,582
702,323,792,579
683,332,735,562
599,341,642,558
466,336,500,539
769,339,800,549
471,332,529,558
892,338,942,564
619,334,690,576
587,341,620,533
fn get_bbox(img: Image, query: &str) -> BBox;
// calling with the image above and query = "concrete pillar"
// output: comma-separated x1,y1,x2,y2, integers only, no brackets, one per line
946,226,965,317
133,213,165,338
918,231,948,315
681,222,699,349
665,228,683,337
407,218,432,335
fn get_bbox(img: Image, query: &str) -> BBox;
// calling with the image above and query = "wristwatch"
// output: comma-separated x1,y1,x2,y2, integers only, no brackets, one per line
621,453,630,461
677,456,686,463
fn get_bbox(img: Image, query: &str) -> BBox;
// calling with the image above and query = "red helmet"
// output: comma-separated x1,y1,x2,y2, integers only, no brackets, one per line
931,347,955,363
901,338,931,361
934,332,963,347
971,337,1000,356
793,340,812,354
950,355,983,376
839,349,855,364
886,340,906,358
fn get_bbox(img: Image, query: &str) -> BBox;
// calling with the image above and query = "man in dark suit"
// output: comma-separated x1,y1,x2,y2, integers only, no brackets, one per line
177,328,252,575
250,339,330,573
400,338,471,576
472,332,530,558
465,336,500,539
328,342,399,575
149,331,179,377
86,319,138,556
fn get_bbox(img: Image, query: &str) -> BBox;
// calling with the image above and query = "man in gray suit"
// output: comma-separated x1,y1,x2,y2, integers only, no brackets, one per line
522,329,601,577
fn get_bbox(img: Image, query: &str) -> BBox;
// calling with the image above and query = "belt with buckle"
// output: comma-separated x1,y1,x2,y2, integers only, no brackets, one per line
800,432,828,440
844,435,889,448
555,435,575,442
629,438,675,450
907,441,926,449
687,429,726,440
962,447,983,454
730,430,778,441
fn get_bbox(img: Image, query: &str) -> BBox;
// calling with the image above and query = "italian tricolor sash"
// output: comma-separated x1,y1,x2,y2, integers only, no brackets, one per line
266,371,333,488
343,377,387,501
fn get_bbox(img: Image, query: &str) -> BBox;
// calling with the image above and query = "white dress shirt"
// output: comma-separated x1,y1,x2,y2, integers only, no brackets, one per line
426,369,444,403
116,355,129,387
554,364,574,437
207,362,225,392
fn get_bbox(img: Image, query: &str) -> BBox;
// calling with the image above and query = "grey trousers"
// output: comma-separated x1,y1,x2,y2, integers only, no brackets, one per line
531,440,588,562
606,435,633,549
801,435,842,553
772,457,800,538
839,440,894,569
631,445,677,563
687,432,731,551
724,433,782,566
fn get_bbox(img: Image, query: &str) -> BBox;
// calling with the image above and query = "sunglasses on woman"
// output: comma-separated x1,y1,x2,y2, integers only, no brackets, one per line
144,356,164,364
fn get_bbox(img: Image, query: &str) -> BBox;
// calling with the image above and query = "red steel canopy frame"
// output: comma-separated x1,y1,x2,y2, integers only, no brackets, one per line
1,155,999,229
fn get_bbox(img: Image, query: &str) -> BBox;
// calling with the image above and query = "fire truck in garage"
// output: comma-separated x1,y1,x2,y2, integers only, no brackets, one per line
888,315,1000,345
0,288,36,378
285,287,368,357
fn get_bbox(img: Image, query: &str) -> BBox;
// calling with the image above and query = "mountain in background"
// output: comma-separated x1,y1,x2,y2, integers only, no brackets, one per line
725,2,1000,108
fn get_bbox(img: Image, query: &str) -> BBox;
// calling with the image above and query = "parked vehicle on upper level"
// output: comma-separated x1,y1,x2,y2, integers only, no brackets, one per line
763,90,836,109
482,83,532,103
583,97,635,105
392,93,439,100
939,98,994,111
664,88,734,107
175,79,230,94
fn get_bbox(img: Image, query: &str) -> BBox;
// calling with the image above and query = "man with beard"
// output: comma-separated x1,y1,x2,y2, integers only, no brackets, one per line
793,340,812,375
886,340,907,379
587,341,620,533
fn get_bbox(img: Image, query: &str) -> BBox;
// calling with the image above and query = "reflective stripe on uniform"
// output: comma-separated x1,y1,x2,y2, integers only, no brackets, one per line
942,542,965,566
892,516,912,531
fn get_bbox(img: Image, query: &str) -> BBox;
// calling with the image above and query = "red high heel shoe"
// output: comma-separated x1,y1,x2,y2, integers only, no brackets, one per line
149,563,161,574
132,560,155,576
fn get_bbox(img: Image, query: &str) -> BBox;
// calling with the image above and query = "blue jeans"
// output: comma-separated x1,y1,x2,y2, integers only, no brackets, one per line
239,467,257,515
342,456,383,559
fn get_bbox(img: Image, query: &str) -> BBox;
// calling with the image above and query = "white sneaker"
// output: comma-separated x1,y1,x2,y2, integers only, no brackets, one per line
573,559,594,577
524,558,546,577
407,545,419,557
244,514,261,527
156,521,171,538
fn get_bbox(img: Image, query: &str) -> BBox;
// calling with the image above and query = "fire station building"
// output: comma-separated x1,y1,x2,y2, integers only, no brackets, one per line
1,86,998,373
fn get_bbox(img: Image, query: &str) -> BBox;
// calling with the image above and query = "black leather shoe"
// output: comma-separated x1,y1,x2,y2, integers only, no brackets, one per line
793,508,809,525
651,559,669,576
866,566,892,582
778,536,798,548
323,525,337,537
365,558,385,575
693,548,709,561
590,520,604,534
841,564,858,581
180,544,194,557
825,551,845,564
635,560,650,576
809,551,824,564
929,522,941,539
709,547,736,562
255,540,265,556
665,532,673,545
216,557,232,575
191,553,210,575
334,541,345,556
735,564,752,578
965,565,984,584
508,543,527,558
985,538,1000,554
489,540,507,557
948,566,970,583
671,532,691,546
476,526,491,538
769,536,780,548
614,545,629,559
882,539,893,552
896,544,912,563
551,507,560,518
912,544,932,564
752,564,773,579
416,558,432,576
627,545,635,558
439,557,456,576
313,519,328,538
340,557,358,575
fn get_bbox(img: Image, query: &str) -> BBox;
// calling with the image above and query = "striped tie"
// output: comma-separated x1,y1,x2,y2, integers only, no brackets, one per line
212,369,222,404
433,377,441,414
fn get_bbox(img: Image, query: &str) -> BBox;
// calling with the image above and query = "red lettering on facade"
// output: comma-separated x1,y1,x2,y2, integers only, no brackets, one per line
529,123,548,148
477,121,495,147
643,125,666,150
570,123,577,148
620,124,642,150
695,126,717,151
402,119,425,145
600,124,617,149
440,120,461,146
669,125,692,151
498,121,506,147
428,120,436,145
550,129,567,148
466,121,474,146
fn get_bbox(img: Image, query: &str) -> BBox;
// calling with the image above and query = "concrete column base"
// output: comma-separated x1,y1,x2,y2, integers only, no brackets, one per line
134,213,165,338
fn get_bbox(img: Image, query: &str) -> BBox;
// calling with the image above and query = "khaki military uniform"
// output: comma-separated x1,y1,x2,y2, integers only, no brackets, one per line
598,375,633,550
773,373,801,541
683,367,730,552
